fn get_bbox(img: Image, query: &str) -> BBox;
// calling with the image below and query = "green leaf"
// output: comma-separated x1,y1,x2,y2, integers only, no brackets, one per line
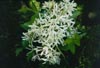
60,45,68,51
71,5,83,19
22,40,29,48
18,5,33,13
18,5,29,13
64,38,73,45
29,0,40,13
30,13,38,22
63,35,80,54
67,44,75,54
65,38,76,54
72,10,81,19
26,50,34,61
64,33,81,47
16,48,23,56
73,34,81,46
61,38,74,52
21,22,31,30
21,13,38,30
18,0,40,14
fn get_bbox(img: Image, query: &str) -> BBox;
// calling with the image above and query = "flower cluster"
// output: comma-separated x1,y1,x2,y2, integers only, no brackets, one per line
22,0,77,64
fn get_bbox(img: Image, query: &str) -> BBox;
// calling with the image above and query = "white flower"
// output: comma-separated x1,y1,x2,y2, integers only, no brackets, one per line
22,0,78,64
31,46,61,64
43,1,54,9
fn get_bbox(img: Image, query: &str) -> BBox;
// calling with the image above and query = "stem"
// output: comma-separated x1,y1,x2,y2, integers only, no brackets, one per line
56,45,69,65
56,45,65,59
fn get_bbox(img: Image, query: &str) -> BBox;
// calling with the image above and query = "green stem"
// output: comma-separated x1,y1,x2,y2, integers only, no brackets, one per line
56,45,69,65
56,45,65,59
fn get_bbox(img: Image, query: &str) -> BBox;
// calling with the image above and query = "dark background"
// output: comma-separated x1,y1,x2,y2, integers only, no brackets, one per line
0,0,100,68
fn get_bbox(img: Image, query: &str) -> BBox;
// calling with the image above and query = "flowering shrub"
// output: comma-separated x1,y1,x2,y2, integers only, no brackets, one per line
16,0,85,66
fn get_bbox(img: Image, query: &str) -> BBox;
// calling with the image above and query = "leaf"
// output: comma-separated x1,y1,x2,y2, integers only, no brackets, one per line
18,5,33,13
30,13,38,22
61,38,74,52
72,10,81,19
61,38,72,51
71,5,83,19
60,45,68,51
73,34,81,46
64,38,73,45
16,48,23,56
65,38,76,54
67,44,75,54
18,5,28,13
26,50,34,61
18,0,40,14
21,22,31,30
63,36,79,54
20,13,38,30
22,40,29,48
64,33,81,46
29,0,40,13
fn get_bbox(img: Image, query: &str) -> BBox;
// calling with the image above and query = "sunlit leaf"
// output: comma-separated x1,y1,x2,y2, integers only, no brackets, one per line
29,0,40,13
